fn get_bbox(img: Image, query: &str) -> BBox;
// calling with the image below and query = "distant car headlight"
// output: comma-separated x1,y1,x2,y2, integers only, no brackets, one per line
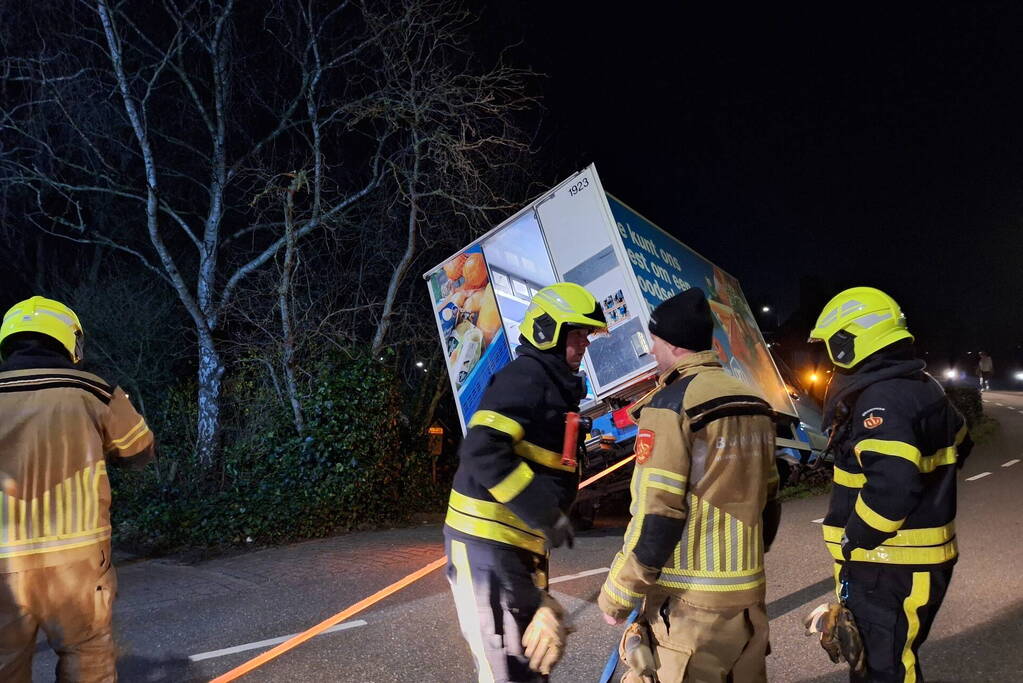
1015,371,1023,382
944,368,957,380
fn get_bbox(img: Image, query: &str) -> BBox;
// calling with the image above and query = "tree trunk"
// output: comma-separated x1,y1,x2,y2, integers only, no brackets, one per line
280,174,305,435
196,331,225,467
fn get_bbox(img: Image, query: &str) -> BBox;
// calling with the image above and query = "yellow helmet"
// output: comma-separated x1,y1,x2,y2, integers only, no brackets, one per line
0,296,84,363
808,287,912,369
520,282,606,350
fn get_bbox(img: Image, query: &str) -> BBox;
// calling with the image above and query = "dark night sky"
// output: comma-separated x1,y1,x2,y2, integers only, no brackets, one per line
473,3,1023,367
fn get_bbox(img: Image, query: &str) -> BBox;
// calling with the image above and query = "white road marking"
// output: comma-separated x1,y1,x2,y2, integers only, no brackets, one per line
966,472,992,482
994,403,1005,407
550,567,609,584
188,620,368,662
1003,459,1020,468
812,518,824,524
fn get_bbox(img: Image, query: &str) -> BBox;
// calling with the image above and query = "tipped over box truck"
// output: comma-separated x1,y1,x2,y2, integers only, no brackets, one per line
424,165,819,521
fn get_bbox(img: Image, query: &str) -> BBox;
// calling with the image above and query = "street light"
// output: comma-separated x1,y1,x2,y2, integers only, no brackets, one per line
761,305,771,313
415,361,424,368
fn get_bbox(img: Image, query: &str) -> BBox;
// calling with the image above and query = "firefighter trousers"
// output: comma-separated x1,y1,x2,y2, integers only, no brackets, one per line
0,548,117,682
445,534,549,683
627,596,769,683
841,562,953,683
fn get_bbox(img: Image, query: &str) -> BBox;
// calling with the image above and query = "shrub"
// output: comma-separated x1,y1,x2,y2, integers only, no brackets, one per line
110,350,445,554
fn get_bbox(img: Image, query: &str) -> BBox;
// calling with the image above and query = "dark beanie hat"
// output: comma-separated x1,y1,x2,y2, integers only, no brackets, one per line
648,288,714,351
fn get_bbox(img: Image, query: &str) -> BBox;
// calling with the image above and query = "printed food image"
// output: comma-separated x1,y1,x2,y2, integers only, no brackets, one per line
476,285,502,344
444,253,468,280
433,248,504,389
462,253,488,289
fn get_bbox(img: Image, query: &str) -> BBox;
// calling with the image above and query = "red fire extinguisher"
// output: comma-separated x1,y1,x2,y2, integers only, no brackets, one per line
561,412,592,468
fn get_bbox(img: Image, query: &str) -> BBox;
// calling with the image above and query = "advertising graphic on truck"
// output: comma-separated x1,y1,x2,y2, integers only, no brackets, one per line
425,164,799,434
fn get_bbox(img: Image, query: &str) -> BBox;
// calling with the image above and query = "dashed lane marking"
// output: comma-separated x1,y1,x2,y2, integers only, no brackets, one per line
550,567,610,584
966,472,992,482
812,518,824,524
188,620,368,662
1003,459,1020,468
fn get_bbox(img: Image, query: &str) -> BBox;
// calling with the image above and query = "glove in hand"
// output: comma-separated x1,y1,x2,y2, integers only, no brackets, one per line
803,602,865,675
522,593,568,675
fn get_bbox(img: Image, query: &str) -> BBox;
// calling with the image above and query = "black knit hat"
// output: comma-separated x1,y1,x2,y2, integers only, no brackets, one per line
648,288,714,351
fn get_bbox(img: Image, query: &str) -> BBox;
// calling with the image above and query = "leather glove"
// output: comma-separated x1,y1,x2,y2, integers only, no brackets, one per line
803,602,866,675
620,621,657,682
522,593,567,675
542,512,574,549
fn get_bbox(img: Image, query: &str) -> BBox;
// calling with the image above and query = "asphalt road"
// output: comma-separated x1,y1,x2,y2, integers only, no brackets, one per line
31,392,1023,682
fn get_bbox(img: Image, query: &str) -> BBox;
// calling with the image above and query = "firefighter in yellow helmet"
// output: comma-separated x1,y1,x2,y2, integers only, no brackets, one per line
807,287,972,682
0,296,155,682
444,282,606,682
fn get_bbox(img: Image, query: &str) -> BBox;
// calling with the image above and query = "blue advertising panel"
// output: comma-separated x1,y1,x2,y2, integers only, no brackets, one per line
427,245,511,426
608,196,795,417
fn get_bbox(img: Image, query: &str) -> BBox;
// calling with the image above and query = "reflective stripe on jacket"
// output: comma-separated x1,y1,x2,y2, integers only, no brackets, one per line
599,351,779,614
0,363,154,571
444,344,584,556
824,369,970,567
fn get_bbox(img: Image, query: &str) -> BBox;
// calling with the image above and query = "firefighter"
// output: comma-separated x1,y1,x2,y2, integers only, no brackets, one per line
444,282,606,682
0,296,155,682
598,288,781,683
808,286,972,682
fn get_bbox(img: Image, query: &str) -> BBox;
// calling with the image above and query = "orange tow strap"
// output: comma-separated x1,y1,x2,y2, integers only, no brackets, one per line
210,453,635,681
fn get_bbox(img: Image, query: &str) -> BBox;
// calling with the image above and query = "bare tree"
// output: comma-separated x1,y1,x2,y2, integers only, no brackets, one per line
0,0,385,465
363,0,538,357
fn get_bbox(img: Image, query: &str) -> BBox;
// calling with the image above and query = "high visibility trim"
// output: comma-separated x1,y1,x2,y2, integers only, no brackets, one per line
444,508,545,556
514,441,575,473
602,581,642,609
468,410,524,442
833,466,866,488
699,499,709,570
919,448,956,473
111,418,147,447
855,439,921,467
487,461,534,503
824,538,957,565
0,526,111,559
447,490,542,536
74,470,84,536
901,572,930,682
660,566,763,579
855,495,904,533
658,568,765,592
447,540,496,683
18,498,26,542
645,467,686,485
42,491,50,537
648,481,685,496
111,422,150,454
822,523,955,548
954,423,967,445
445,490,545,555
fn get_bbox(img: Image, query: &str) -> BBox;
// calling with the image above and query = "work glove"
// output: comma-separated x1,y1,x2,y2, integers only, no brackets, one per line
620,621,657,682
522,593,568,675
542,512,575,549
803,602,866,675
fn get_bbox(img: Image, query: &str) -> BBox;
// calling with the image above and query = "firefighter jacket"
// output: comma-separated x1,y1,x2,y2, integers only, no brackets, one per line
0,345,154,572
599,351,780,618
444,343,585,557
821,346,972,568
